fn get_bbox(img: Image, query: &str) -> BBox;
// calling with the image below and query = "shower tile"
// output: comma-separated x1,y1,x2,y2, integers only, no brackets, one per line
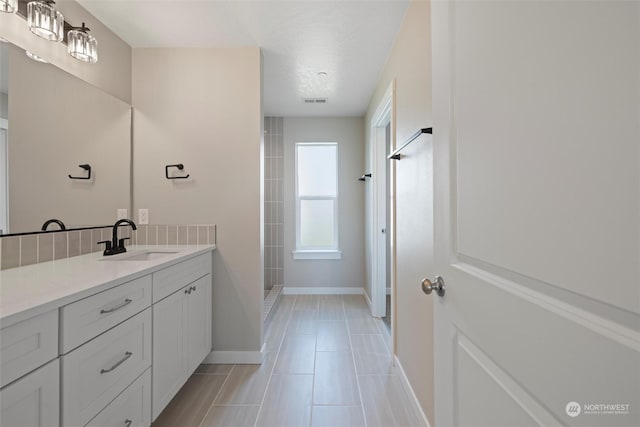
265,226,272,247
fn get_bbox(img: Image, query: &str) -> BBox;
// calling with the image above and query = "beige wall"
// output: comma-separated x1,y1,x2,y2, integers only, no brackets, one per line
132,48,264,354
8,43,131,234
283,117,365,288
0,93,6,119
0,0,132,103
364,1,434,424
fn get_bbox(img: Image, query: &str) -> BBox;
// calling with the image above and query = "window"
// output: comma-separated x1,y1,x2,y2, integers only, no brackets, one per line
294,142,341,259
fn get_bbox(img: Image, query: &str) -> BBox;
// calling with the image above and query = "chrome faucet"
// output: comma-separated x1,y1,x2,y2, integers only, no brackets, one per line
98,219,137,256
41,219,66,231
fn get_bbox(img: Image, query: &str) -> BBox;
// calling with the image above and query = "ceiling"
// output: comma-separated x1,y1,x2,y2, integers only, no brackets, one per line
77,0,410,117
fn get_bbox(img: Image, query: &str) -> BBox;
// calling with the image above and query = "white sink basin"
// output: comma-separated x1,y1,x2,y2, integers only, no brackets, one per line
100,250,180,261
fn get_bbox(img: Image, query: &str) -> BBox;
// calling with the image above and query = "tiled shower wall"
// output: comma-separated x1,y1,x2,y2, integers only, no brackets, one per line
264,117,284,292
0,224,216,270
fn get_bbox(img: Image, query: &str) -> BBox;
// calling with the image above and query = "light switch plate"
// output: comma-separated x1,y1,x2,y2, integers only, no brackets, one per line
117,209,128,220
138,209,149,225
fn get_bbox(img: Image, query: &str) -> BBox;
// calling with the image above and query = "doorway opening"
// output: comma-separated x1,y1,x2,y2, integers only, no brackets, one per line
370,82,395,343
381,123,392,331
0,118,8,235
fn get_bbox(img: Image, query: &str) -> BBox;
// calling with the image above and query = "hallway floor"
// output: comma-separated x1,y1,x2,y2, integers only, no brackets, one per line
151,294,425,427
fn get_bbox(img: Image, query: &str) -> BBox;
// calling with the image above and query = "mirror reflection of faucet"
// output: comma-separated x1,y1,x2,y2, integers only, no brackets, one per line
41,219,66,231
98,219,137,256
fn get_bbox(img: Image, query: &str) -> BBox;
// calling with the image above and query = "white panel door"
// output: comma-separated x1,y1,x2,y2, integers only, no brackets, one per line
432,1,639,427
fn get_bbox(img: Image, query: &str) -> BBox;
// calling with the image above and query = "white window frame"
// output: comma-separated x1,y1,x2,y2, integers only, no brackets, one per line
293,142,341,260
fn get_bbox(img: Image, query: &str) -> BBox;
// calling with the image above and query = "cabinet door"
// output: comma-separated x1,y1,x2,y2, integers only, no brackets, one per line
0,359,59,427
185,275,212,374
152,289,187,420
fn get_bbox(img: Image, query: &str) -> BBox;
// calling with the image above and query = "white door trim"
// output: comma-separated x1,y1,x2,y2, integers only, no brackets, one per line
370,81,396,334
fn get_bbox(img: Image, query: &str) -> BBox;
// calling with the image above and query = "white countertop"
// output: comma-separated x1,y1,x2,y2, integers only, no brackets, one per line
0,245,216,328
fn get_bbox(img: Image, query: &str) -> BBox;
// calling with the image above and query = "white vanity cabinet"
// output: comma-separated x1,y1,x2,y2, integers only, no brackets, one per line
0,247,214,427
152,254,212,420
0,310,60,427
0,359,60,427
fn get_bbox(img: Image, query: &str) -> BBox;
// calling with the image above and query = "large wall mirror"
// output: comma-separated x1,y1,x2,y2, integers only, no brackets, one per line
0,41,131,235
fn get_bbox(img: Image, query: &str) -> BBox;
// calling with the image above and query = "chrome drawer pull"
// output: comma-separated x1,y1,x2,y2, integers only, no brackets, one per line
100,351,132,374
100,299,133,314
124,419,132,427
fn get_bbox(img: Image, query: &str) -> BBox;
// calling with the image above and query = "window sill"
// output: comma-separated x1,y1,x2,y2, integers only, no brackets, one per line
292,250,342,260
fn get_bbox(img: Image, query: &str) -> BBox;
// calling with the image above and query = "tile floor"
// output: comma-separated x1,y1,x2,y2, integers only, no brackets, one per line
151,294,426,427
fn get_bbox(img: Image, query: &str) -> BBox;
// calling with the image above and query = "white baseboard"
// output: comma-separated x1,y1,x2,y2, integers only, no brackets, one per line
394,355,431,427
282,286,364,295
363,290,373,310
203,343,266,364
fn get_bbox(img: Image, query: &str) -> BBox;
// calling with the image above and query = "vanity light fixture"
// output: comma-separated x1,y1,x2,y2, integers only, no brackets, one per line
27,0,64,42
67,22,97,63
26,50,48,63
0,0,17,13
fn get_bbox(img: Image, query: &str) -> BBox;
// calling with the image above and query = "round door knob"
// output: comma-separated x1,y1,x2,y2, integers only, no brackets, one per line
421,276,445,296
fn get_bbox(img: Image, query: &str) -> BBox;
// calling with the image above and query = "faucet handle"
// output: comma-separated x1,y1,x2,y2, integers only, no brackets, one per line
118,237,130,249
97,240,112,255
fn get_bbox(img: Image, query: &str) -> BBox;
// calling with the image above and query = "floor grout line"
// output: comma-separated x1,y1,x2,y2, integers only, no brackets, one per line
197,366,235,427
309,297,320,426
343,296,369,427
253,295,298,427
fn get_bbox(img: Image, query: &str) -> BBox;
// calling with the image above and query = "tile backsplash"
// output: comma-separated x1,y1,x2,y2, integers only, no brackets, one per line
0,224,216,270
131,224,216,247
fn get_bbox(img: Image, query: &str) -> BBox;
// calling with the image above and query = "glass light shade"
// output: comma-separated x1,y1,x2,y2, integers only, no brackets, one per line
27,1,64,41
67,29,98,63
0,0,17,13
26,50,48,63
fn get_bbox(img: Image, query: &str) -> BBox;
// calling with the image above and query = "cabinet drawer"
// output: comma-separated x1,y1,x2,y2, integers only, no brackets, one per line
86,368,151,427
62,308,152,427
0,310,58,388
0,358,59,427
60,275,152,353
153,253,211,303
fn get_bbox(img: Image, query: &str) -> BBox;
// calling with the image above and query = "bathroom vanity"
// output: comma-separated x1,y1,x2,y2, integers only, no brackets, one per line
0,245,215,427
